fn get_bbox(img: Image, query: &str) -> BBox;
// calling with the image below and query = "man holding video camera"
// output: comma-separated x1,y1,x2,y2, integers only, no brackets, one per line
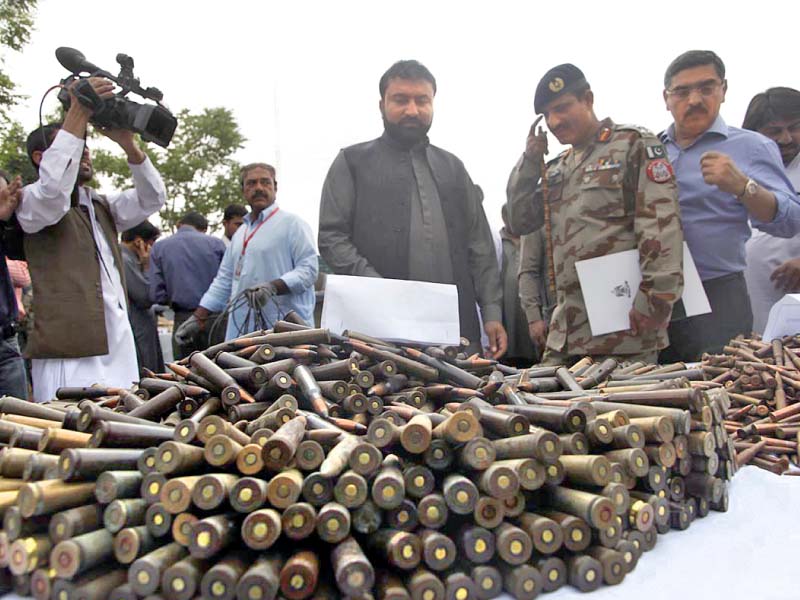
17,77,166,402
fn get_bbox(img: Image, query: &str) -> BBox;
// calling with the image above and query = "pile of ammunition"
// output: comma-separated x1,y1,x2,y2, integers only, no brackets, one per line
0,323,736,599
704,335,800,475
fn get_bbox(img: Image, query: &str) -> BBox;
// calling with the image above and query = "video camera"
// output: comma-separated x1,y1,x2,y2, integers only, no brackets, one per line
55,47,178,148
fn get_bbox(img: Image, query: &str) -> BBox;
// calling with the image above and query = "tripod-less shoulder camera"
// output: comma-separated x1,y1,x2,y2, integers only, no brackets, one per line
56,47,178,148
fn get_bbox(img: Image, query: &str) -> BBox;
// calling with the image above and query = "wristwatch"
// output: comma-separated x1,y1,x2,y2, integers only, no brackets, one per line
737,177,759,200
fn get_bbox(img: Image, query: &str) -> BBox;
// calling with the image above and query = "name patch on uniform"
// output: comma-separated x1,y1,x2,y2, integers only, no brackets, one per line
646,159,674,183
646,145,666,159
584,160,621,173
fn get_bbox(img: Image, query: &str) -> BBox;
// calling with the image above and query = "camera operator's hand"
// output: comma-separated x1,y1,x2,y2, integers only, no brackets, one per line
62,77,116,138
97,127,145,164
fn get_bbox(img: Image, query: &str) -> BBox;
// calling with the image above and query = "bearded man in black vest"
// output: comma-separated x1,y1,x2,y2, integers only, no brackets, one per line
319,59,507,357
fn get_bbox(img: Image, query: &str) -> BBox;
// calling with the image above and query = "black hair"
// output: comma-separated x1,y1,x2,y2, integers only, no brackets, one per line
379,60,437,98
26,123,62,168
223,203,248,221
122,220,160,243
178,211,209,231
664,50,725,88
742,87,800,132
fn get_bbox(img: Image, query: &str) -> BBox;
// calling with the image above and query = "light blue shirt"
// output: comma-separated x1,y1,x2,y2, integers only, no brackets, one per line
199,205,318,339
661,115,800,281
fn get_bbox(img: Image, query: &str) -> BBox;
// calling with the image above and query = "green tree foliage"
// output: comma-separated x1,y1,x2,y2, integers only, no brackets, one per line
0,119,36,183
92,107,246,231
0,0,37,125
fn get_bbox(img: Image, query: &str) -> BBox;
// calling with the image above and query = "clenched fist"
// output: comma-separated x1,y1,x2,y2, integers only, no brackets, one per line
700,151,748,196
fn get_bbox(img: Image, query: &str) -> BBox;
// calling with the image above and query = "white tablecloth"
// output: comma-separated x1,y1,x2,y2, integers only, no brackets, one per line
2,466,797,600
516,465,799,600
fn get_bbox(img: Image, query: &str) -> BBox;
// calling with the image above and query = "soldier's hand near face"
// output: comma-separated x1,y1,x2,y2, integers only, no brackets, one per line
771,257,800,292
524,115,549,162
699,151,748,196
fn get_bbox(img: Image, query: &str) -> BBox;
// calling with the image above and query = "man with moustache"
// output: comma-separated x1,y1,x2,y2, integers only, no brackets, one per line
318,59,507,357
18,77,167,401
659,51,800,360
507,64,684,366
176,162,318,342
742,87,800,333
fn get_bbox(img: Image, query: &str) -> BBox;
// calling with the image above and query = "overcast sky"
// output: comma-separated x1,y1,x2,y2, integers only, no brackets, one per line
4,0,798,235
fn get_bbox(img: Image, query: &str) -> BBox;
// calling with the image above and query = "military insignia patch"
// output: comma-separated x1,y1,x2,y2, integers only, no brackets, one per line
646,159,674,183
646,145,666,159
612,281,631,298
597,128,612,142
549,77,565,92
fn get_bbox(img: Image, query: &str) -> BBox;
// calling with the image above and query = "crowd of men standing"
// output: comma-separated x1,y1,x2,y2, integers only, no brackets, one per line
0,49,798,402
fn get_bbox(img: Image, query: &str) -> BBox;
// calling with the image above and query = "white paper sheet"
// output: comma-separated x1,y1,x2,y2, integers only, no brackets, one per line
762,293,800,341
320,274,460,345
575,242,711,337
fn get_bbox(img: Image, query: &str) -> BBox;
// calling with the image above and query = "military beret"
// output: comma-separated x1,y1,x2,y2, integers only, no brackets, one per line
534,64,589,114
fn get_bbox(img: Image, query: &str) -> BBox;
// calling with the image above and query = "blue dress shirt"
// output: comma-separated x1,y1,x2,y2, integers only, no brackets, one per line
661,115,800,281
149,225,226,310
199,205,318,339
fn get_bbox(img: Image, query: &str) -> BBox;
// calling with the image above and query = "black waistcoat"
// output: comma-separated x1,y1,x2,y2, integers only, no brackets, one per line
342,132,480,344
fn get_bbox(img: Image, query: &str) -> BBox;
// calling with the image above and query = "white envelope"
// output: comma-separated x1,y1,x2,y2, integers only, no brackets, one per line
762,294,800,341
575,242,711,337
320,274,461,345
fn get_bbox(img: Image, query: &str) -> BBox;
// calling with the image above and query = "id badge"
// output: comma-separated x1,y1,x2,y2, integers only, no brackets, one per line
234,254,244,278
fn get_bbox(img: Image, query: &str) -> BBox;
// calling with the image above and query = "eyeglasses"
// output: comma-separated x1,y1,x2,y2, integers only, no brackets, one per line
666,80,724,100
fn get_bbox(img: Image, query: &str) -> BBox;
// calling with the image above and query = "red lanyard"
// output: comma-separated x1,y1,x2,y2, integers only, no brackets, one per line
241,207,279,256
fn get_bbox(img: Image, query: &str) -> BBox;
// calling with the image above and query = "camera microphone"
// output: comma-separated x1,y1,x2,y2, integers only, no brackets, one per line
55,47,101,75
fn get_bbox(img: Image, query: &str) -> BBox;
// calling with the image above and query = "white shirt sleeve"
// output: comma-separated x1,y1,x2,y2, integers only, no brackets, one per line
17,129,84,233
106,155,167,232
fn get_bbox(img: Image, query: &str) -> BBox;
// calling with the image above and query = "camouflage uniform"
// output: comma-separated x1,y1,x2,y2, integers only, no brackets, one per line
507,118,684,364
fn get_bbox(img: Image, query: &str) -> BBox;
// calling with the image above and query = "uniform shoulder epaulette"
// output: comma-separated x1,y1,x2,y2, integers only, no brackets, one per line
615,123,657,138
547,150,569,166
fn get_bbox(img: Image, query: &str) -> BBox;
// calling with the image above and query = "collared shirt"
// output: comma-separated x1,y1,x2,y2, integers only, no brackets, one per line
199,205,318,339
661,115,800,281
149,225,226,310
17,128,166,401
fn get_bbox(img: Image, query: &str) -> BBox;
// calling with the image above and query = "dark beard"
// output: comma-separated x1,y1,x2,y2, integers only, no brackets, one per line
383,115,431,148
78,166,93,184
